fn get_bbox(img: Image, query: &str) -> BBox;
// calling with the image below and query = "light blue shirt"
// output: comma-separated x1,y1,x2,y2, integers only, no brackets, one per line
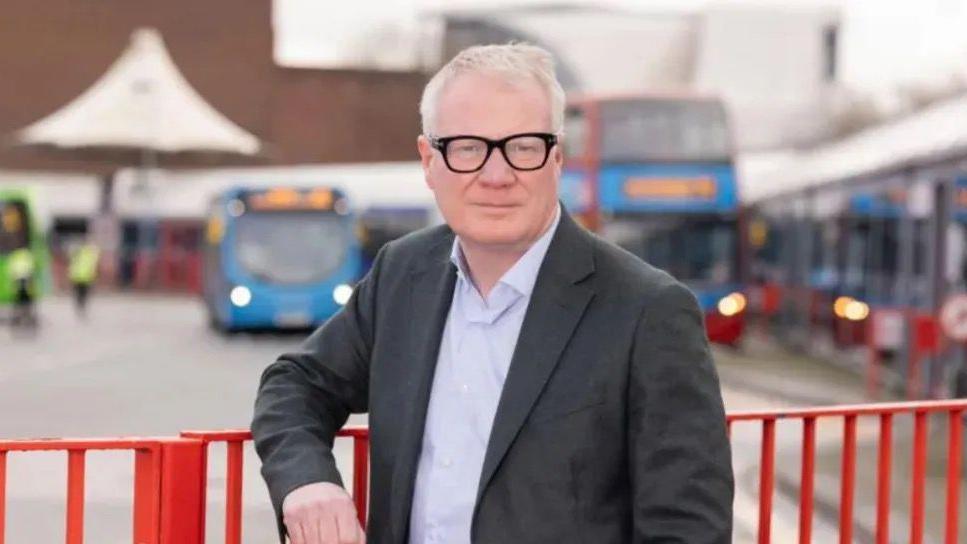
409,205,562,544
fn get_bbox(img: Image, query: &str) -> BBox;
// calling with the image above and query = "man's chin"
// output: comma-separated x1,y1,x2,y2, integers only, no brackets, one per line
469,204,522,220
456,228,528,250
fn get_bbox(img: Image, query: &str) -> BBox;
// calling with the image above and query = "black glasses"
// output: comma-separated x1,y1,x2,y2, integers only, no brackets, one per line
429,132,558,173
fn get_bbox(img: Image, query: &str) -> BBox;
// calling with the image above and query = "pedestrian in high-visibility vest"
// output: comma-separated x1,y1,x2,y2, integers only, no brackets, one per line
69,242,99,318
8,246,36,328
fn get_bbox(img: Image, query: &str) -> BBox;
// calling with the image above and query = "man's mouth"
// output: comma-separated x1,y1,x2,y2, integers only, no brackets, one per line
471,202,519,208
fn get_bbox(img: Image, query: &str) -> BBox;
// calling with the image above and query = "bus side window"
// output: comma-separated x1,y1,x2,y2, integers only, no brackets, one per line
948,222,966,289
563,106,587,160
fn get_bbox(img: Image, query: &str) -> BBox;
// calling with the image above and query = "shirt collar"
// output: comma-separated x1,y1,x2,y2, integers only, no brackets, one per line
450,203,561,298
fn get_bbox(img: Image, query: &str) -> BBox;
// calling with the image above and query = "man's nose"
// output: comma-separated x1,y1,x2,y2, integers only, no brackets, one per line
476,147,515,186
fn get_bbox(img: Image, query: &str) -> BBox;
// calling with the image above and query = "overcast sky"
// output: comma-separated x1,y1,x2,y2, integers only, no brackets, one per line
274,0,967,95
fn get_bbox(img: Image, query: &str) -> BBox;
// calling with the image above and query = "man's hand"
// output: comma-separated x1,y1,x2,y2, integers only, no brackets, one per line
282,482,366,544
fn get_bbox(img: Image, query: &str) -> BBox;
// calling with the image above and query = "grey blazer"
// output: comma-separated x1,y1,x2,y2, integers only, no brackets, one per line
252,210,734,543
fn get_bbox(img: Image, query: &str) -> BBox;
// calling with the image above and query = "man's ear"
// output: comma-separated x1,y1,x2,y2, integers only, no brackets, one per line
549,142,564,177
417,135,435,189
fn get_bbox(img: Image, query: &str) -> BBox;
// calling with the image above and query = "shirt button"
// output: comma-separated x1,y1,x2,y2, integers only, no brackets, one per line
442,458,453,468
461,384,469,393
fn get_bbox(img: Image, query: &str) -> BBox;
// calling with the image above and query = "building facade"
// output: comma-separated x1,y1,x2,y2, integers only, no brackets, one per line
0,0,426,172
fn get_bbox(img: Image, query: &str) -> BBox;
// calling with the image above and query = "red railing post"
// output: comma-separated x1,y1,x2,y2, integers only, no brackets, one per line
0,451,6,544
839,415,857,544
197,443,209,544
133,446,163,544
909,410,928,544
352,433,370,526
945,409,963,544
158,438,206,544
66,450,86,544
758,418,776,544
875,413,893,544
226,441,244,544
799,417,816,544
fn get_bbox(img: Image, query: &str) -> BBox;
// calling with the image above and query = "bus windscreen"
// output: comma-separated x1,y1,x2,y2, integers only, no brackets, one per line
234,212,347,285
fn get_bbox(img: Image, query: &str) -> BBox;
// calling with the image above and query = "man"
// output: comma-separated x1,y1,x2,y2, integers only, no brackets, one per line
253,43,733,544
68,239,99,318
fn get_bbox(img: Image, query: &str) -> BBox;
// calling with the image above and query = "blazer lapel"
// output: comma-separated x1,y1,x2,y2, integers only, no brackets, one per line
474,212,596,508
389,234,457,544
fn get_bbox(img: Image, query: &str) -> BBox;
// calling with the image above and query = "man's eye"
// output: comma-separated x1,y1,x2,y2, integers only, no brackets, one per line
454,145,482,155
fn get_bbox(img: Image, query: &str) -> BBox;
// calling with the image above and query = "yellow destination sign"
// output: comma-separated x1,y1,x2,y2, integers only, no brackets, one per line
623,177,717,200
247,188,335,211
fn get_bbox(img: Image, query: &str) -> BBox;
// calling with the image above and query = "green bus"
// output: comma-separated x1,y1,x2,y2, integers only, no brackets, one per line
0,187,49,305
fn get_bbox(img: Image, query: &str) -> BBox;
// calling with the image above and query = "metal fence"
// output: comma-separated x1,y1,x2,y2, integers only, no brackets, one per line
1,400,964,544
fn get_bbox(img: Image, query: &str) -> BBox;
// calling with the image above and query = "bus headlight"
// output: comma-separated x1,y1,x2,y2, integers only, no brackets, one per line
230,286,252,307
333,284,353,306
844,299,870,321
717,292,747,317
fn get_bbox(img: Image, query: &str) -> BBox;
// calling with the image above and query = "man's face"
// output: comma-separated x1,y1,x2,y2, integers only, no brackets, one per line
417,72,562,252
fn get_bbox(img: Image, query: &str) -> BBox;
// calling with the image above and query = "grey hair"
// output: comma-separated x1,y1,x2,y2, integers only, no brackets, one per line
419,43,566,136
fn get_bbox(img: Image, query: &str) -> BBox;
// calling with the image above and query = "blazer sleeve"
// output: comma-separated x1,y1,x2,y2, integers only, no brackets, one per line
628,281,734,543
251,244,385,530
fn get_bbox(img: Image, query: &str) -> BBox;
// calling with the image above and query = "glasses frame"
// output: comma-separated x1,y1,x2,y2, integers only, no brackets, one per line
428,132,559,173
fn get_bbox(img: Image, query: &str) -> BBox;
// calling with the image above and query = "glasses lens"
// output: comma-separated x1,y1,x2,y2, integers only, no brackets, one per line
445,138,488,171
504,135,549,169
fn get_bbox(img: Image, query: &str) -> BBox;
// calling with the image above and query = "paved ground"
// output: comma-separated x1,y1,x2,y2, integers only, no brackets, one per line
1,294,359,543
717,336,871,543
1,294,952,543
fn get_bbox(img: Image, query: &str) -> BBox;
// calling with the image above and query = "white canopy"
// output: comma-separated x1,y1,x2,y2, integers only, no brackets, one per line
740,92,967,204
17,28,260,155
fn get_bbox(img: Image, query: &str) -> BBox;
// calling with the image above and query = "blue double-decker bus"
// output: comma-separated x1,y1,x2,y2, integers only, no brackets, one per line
562,94,745,345
202,186,361,331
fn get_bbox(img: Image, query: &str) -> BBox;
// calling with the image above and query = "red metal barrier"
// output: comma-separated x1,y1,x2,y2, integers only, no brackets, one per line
728,399,967,544
1,403,964,544
178,428,369,544
0,437,206,544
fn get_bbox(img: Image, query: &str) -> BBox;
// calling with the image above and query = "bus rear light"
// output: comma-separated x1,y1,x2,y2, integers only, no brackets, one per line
834,296,869,321
717,292,747,317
